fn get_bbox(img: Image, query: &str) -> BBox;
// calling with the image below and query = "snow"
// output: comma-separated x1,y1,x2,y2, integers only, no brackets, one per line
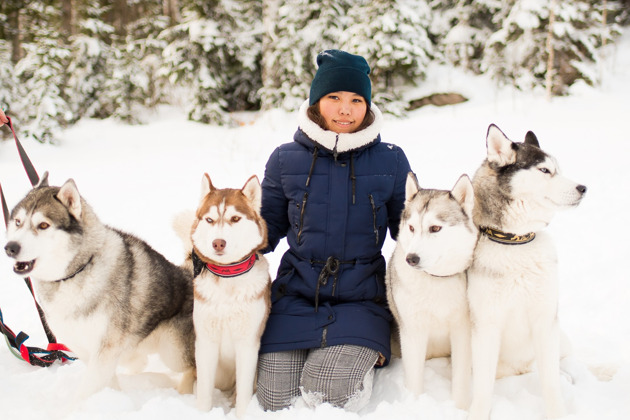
1,33,629,420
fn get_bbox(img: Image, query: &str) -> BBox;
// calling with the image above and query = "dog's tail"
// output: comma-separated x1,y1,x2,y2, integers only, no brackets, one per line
172,209,196,271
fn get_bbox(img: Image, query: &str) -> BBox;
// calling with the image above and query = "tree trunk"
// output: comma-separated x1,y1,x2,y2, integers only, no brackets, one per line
163,0,181,26
113,0,129,36
545,0,557,101
61,0,76,40
8,7,22,63
261,0,280,110
602,0,608,47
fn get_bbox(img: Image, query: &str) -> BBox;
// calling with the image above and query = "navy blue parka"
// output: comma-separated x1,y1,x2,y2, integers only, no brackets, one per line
259,101,411,365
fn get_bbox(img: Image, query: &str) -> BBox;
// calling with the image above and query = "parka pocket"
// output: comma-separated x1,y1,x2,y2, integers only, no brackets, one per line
272,268,295,304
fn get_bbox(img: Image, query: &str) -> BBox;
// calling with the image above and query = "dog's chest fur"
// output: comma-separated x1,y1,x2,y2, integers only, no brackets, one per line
389,247,469,358
193,259,270,335
41,294,110,358
470,232,558,296
468,232,560,374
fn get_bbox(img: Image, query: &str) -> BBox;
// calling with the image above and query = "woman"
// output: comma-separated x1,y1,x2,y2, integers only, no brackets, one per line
257,49,412,411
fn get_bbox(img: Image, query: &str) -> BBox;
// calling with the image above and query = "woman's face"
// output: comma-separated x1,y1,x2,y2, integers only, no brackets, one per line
318,91,367,134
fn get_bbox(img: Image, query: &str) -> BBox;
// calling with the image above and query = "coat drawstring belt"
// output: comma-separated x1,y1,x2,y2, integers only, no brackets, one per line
312,256,355,312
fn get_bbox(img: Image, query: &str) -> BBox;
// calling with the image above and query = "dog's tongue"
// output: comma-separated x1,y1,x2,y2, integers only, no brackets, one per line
14,260,34,275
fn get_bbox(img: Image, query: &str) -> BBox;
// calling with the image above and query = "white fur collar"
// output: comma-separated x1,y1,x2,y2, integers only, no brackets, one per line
297,100,383,154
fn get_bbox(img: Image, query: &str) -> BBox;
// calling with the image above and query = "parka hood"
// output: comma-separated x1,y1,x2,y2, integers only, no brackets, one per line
296,100,383,155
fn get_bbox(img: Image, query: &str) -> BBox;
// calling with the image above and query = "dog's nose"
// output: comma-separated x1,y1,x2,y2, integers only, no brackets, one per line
406,253,420,267
577,184,587,194
212,239,226,252
4,241,21,258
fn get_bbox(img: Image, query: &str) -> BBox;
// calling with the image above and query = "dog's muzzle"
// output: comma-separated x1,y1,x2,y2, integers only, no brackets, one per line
4,241,20,258
4,241,36,275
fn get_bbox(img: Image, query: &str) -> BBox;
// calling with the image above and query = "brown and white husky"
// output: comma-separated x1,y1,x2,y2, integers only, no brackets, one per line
175,174,271,417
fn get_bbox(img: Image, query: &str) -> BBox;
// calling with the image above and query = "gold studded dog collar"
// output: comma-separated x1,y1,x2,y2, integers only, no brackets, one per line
479,226,536,245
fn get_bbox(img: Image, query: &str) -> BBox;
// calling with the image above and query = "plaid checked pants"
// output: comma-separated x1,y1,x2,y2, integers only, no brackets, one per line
256,344,379,411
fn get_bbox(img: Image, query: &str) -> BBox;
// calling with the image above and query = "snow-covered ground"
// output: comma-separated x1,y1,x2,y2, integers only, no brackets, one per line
1,34,629,419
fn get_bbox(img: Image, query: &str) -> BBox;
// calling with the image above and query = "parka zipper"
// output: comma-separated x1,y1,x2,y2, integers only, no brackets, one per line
369,194,379,245
297,192,308,244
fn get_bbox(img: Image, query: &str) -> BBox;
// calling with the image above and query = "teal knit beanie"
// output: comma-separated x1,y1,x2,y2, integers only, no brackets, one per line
309,50,372,106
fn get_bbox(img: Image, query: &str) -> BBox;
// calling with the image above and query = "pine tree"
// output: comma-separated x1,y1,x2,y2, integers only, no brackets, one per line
0,40,17,140
217,0,263,113
431,0,503,73
481,0,618,94
103,13,170,123
259,0,350,111
65,0,115,120
161,0,262,124
13,2,73,143
343,0,435,114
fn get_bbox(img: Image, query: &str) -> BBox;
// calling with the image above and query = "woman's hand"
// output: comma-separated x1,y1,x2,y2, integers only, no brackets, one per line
0,108,8,126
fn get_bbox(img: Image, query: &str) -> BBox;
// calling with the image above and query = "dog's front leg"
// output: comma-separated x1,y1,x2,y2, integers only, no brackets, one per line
195,336,219,412
234,340,259,417
450,319,472,410
468,324,501,420
400,325,429,396
532,316,566,418
76,348,122,399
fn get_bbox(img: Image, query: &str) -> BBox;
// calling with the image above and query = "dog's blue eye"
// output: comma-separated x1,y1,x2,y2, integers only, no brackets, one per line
205,217,214,224
539,168,551,174
15,219,21,227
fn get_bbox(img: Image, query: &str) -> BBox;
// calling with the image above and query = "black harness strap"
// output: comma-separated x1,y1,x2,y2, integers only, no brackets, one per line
0,112,74,366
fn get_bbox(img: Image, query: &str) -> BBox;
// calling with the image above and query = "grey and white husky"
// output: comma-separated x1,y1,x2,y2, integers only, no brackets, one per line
386,172,477,409
3,173,195,399
467,125,586,420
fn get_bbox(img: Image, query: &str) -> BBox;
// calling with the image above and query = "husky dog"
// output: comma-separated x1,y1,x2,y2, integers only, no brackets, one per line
3,172,196,399
386,172,477,409
467,125,586,420
178,174,270,417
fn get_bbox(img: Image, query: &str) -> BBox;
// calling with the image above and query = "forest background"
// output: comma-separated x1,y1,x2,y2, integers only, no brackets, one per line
0,0,628,143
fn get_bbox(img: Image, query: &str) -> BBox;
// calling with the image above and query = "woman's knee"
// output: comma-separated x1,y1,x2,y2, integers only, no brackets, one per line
256,350,307,411
300,345,379,410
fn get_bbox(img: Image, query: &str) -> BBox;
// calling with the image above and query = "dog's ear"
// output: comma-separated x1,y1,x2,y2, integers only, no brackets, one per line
486,124,516,166
451,174,474,216
524,130,540,148
242,175,262,211
200,173,216,200
34,171,49,188
57,179,82,220
405,172,420,201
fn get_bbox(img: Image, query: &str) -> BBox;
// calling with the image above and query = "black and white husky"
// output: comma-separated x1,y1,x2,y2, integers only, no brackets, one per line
386,172,477,409
3,172,196,399
467,125,586,420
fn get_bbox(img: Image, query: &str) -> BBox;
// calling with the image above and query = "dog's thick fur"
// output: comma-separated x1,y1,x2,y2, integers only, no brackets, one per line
177,174,270,417
467,125,586,420
3,172,195,399
387,173,477,409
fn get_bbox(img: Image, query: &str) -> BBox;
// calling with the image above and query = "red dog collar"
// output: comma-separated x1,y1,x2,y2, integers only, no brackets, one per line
205,254,258,278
